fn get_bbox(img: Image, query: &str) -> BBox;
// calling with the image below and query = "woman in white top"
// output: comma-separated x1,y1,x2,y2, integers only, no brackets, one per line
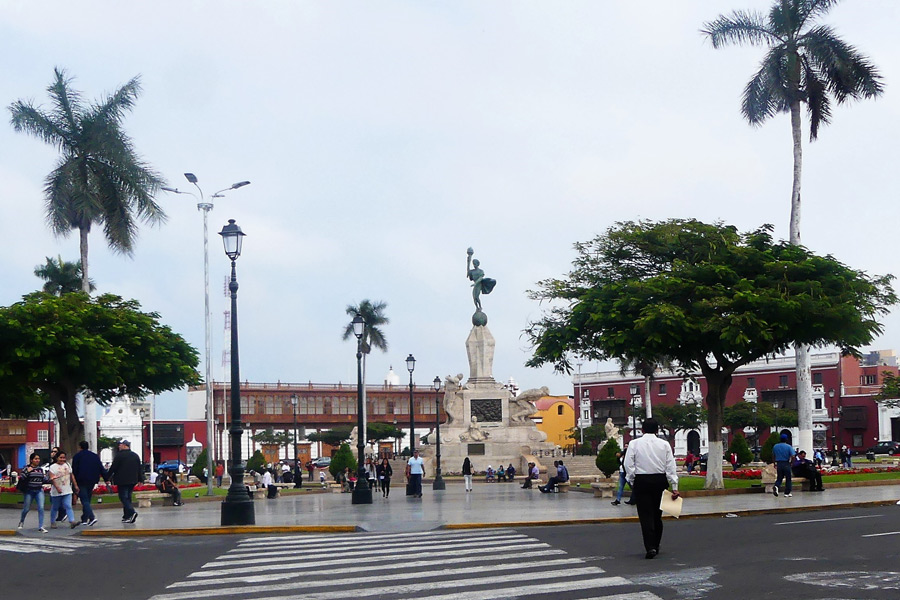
48,451,80,529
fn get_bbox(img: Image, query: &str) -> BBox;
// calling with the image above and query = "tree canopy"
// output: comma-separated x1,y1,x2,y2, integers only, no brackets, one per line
875,371,900,409
0,292,200,454
308,427,353,447
526,219,895,488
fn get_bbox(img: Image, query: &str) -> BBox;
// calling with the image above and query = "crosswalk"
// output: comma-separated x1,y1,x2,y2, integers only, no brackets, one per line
0,535,128,554
149,529,664,600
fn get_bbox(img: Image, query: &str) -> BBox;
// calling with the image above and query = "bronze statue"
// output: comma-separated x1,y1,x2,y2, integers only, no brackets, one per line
466,247,496,313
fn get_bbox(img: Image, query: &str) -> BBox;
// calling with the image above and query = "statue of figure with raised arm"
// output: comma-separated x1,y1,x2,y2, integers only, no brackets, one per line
466,248,497,324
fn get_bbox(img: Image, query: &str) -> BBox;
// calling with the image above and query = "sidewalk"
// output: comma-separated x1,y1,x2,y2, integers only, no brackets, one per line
4,480,898,536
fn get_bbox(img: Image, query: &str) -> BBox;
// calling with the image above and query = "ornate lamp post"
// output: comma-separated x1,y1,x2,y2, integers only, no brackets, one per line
162,176,250,497
772,400,780,435
432,376,445,490
290,394,300,487
752,402,759,461
630,383,640,441
219,219,254,526
406,353,416,496
351,314,373,504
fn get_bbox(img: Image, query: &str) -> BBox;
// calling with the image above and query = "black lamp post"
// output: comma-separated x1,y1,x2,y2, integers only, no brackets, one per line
773,400,779,435
752,402,759,461
351,314,372,504
219,219,255,526
630,384,639,441
432,376,445,491
290,394,300,487
406,354,416,496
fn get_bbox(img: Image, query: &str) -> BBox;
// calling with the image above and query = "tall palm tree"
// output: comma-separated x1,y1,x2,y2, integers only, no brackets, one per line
9,68,166,293
34,255,95,295
343,300,389,447
703,0,883,453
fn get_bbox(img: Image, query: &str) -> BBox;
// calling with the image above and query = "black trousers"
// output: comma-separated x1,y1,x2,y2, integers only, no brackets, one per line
633,473,669,553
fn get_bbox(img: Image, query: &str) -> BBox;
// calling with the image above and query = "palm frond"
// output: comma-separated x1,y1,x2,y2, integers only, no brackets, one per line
91,75,142,124
801,25,884,103
702,10,778,48
802,58,832,139
742,50,790,125
8,101,69,149
800,0,841,25
47,67,83,140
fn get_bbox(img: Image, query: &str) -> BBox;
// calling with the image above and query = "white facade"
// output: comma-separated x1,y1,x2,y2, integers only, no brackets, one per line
98,397,144,464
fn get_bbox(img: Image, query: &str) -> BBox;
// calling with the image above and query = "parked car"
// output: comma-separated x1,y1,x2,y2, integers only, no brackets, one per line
311,457,331,469
157,459,187,473
867,441,900,456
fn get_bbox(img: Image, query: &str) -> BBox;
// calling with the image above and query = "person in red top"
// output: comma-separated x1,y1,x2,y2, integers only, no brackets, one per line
214,461,225,487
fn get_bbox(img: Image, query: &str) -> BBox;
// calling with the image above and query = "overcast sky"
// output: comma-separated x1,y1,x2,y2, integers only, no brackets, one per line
2,1,899,419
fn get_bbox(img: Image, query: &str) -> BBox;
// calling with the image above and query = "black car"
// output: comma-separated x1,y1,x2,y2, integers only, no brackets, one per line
867,441,900,456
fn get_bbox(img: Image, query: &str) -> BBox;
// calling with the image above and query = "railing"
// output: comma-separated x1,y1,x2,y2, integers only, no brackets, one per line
196,381,440,393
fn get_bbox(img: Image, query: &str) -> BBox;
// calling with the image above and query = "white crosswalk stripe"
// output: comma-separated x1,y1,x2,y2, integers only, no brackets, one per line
150,529,664,600
0,535,127,554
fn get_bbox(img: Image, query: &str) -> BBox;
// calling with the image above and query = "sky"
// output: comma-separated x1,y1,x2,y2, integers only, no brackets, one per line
2,1,899,420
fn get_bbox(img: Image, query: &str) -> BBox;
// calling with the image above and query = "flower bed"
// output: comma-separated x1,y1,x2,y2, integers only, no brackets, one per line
694,465,900,480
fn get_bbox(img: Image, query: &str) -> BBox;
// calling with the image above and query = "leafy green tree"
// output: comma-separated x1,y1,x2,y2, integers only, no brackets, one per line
245,449,267,474
727,432,754,466
596,438,622,478
566,424,607,447
526,220,895,488
252,427,293,458
191,448,208,482
654,402,705,452
0,292,200,455
9,68,166,293
97,436,119,451
703,0,884,454
342,300,389,446
308,427,352,448
329,443,357,480
875,371,900,409
34,256,94,295
367,423,405,445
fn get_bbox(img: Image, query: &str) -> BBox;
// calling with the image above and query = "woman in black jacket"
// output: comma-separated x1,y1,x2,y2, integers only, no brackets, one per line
376,458,393,498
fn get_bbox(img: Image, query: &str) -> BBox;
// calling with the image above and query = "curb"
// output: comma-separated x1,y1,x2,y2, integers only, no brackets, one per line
79,524,359,537
442,499,899,529
0,530,16,536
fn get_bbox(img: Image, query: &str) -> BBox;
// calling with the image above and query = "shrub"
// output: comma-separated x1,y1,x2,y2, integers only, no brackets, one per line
329,443,357,480
190,448,208,482
596,438,621,478
577,442,593,456
246,449,266,475
727,432,754,465
760,433,779,464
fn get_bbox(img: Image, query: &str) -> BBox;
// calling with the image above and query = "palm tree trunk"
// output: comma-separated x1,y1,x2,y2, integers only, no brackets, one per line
79,226,90,293
789,100,814,456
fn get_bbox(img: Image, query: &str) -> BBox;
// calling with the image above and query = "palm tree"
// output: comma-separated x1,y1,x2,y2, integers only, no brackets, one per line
9,68,166,293
702,0,883,453
34,255,95,295
342,300,389,447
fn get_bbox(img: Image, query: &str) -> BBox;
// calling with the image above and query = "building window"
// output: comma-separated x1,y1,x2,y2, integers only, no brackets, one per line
607,387,614,398
582,389,590,398
779,375,789,388
853,434,863,448
865,374,877,385
583,409,589,420
814,397,823,410
747,377,755,388
658,383,667,395
557,405,564,416
813,372,823,385
37,430,49,443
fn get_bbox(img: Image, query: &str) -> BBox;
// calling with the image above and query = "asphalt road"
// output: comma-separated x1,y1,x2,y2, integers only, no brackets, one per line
3,505,898,600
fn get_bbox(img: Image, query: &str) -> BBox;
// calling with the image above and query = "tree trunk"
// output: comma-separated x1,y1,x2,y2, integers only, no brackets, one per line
79,226,90,293
701,368,734,490
49,384,85,457
644,374,652,419
789,99,814,455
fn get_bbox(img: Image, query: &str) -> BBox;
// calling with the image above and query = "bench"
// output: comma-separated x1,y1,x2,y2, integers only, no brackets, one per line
591,481,615,498
247,485,267,499
134,492,176,508
548,481,570,493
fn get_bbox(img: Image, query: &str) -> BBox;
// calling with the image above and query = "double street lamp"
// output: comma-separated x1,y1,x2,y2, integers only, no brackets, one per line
290,394,300,488
406,354,416,496
219,219,254,526
432,376,445,491
351,314,373,504
162,174,250,498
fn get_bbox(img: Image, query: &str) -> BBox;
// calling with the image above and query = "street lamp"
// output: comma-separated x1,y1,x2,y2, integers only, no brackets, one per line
772,400,780,435
630,384,639,441
576,360,584,445
218,219,254,526
406,353,416,496
162,175,250,498
351,314,372,504
752,402,759,461
290,394,299,488
432,376,445,491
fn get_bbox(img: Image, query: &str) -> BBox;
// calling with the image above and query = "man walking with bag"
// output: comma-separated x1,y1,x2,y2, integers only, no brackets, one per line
72,440,108,526
624,418,680,559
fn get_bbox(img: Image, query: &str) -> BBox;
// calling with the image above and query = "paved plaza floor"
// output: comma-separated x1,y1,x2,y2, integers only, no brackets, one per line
4,481,899,535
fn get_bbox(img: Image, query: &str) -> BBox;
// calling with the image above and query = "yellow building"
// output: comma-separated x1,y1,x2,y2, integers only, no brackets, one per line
532,395,577,448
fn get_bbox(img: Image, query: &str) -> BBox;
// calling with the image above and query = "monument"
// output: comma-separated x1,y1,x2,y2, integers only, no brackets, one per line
428,248,555,473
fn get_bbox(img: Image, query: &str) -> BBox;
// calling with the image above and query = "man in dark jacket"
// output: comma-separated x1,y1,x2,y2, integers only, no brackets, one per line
106,440,144,523
72,441,108,526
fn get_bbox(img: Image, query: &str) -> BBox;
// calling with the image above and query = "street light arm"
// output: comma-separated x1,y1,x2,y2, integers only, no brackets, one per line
212,181,251,198
161,186,200,200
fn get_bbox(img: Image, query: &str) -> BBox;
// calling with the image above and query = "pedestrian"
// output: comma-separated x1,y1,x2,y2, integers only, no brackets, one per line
158,469,184,505
18,452,49,532
377,457,393,497
730,452,739,471
611,450,628,506
791,451,825,491
407,448,425,498
366,458,377,490
772,433,796,498
685,451,695,474
106,439,144,524
261,467,274,488
319,470,326,486
462,457,473,492
215,461,225,487
48,450,80,529
624,418,680,559
840,445,852,469
72,440,108,526
307,461,314,481
48,446,66,523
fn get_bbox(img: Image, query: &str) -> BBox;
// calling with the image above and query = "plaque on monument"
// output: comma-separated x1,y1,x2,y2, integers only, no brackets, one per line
468,443,486,455
471,398,502,422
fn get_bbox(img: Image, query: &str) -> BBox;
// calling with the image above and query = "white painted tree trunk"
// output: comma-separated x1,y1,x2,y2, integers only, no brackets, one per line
644,374,652,419
790,100,814,454
706,440,724,489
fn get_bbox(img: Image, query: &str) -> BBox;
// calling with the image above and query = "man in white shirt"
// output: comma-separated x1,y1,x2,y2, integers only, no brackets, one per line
624,418,680,559
406,449,426,498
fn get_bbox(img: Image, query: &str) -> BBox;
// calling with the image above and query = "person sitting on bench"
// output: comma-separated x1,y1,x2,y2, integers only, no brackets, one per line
521,462,539,489
158,469,183,506
791,451,825,491
539,460,569,493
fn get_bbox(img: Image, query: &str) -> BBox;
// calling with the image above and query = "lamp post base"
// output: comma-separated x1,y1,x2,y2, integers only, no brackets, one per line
352,482,373,505
432,475,446,491
221,499,256,526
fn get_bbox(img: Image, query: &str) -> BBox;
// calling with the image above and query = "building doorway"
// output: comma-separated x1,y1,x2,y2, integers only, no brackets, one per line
687,431,701,456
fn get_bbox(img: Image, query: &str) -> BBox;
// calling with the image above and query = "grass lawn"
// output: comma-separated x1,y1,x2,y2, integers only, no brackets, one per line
678,477,754,491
